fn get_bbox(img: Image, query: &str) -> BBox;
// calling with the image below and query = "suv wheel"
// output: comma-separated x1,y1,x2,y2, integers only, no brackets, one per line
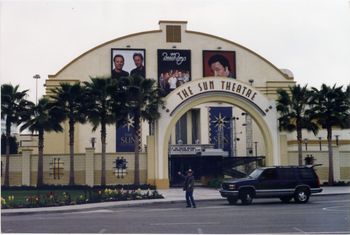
294,188,310,203
280,196,292,203
239,190,254,205
227,196,238,205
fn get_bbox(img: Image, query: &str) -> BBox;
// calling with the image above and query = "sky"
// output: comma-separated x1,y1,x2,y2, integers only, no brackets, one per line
1,0,350,103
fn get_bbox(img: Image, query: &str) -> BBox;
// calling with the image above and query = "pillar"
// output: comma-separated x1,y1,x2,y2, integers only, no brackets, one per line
85,147,95,186
21,149,32,186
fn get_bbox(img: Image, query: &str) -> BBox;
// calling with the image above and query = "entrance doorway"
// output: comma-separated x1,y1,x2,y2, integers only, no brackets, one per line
169,155,222,186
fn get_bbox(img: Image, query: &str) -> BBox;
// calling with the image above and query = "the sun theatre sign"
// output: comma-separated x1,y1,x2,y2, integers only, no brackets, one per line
169,77,271,116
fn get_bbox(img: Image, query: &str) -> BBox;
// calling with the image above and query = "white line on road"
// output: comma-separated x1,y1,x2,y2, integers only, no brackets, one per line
197,228,203,234
98,228,107,233
150,222,220,226
294,227,306,233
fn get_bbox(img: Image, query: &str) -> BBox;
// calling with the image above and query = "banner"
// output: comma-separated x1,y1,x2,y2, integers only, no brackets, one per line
208,107,233,156
157,49,191,96
203,50,236,78
116,114,141,152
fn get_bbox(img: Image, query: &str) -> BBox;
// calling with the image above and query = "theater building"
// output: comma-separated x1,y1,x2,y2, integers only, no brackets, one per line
2,21,349,188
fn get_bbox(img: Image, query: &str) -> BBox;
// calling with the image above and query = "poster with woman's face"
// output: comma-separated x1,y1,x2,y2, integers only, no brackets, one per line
203,51,236,79
157,49,191,96
111,48,146,79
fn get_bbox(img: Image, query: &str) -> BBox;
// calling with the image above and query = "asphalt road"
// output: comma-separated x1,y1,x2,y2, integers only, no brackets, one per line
2,195,350,234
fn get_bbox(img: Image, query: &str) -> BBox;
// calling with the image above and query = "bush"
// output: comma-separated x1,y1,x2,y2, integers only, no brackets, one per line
207,177,224,188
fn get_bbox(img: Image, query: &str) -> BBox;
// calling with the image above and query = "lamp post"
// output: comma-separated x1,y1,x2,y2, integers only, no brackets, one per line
254,141,258,156
304,138,308,151
335,135,339,146
318,137,322,151
33,74,41,105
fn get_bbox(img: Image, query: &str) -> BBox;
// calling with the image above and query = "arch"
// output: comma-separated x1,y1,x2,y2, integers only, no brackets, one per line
154,77,280,188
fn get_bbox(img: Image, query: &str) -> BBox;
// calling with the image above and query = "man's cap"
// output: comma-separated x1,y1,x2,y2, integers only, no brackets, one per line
187,169,193,173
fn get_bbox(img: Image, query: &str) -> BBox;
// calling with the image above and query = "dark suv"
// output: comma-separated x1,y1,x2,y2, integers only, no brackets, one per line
220,166,322,205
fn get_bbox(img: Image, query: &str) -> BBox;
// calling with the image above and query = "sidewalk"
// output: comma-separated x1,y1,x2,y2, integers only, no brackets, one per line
2,186,349,215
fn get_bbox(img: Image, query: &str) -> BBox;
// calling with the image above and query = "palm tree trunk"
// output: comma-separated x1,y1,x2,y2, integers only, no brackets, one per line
4,118,11,186
327,126,334,185
69,117,75,185
101,121,107,186
134,111,141,185
297,128,303,166
37,130,44,187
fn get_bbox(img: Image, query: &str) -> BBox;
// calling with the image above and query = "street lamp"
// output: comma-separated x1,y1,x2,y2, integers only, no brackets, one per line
335,135,340,146
304,138,308,151
33,74,41,105
254,141,258,156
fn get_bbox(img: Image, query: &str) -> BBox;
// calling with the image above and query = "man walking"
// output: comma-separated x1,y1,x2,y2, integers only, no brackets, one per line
178,169,196,208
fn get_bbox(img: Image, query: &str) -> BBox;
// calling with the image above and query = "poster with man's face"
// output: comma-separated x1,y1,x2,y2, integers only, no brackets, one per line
157,49,191,96
111,48,146,79
111,48,145,152
203,51,236,78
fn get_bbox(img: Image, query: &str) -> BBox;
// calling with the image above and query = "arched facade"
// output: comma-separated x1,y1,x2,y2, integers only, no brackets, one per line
152,77,280,188
4,20,348,188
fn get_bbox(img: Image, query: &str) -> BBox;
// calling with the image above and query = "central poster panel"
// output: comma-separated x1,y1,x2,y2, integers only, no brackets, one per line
157,49,191,96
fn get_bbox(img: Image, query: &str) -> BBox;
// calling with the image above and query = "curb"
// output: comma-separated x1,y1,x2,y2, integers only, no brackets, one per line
2,192,349,216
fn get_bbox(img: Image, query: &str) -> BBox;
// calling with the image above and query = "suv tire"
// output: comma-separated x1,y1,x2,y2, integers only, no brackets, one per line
280,196,293,203
239,189,254,205
294,188,310,203
227,196,238,205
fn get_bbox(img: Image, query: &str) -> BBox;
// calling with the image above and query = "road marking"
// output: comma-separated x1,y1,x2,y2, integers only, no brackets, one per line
98,228,107,233
322,205,350,212
65,209,114,214
150,222,220,226
197,228,203,234
294,227,306,233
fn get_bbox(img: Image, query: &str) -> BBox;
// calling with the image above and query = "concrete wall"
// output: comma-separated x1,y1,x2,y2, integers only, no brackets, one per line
1,149,147,186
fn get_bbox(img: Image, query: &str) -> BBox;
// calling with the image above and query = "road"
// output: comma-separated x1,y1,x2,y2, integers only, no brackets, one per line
2,195,349,234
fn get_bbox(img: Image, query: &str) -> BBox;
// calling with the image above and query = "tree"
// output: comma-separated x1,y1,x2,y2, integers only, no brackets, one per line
120,75,164,185
1,84,33,186
276,85,318,165
51,83,86,185
310,84,350,185
1,134,18,154
84,77,118,186
20,98,63,187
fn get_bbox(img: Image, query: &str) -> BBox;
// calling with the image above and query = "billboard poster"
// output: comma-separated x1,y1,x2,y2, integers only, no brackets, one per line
116,114,141,152
111,48,146,79
203,50,236,78
157,49,191,96
208,107,233,156
112,49,145,152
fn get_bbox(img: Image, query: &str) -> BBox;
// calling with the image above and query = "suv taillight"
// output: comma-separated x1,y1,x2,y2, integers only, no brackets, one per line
317,175,320,187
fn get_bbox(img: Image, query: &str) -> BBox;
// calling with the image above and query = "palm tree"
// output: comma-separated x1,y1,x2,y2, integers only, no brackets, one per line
310,84,350,185
20,98,63,187
84,77,117,186
120,75,164,185
50,83,87,185
1,84,33,186
276,85,318,165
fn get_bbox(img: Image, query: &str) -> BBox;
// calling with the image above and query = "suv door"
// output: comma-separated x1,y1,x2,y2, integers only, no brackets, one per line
256,168,282,197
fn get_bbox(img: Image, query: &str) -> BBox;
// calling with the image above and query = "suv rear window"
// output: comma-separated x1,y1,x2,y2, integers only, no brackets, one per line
299,168,314,179
278,168,296,180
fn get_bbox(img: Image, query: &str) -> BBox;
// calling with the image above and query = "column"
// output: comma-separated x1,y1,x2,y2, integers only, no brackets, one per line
21,149,32,186
85,148,95,186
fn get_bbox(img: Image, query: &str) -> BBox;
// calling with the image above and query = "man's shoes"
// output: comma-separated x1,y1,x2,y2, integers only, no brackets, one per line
186,205,191,208
192,205,196,208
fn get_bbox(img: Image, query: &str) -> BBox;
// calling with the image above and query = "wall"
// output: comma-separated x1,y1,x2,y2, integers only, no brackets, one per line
1,149,148,186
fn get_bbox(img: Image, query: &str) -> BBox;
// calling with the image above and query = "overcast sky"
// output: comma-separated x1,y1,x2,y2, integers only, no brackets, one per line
1,0,349,103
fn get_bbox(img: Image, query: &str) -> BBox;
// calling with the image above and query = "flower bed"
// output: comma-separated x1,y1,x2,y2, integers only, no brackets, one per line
1,185,163,209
